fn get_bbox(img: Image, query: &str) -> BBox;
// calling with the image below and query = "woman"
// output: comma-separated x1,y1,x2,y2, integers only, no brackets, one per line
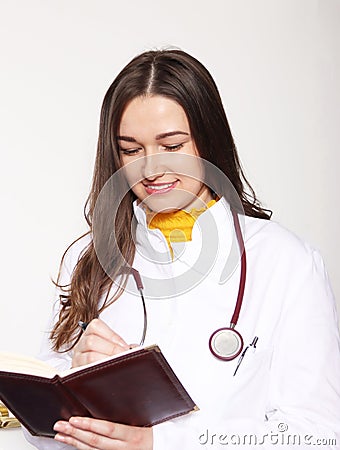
25,49,340,449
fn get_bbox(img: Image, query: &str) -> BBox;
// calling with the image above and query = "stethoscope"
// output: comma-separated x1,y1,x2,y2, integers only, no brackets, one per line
208,209,246,361
123,209,246,362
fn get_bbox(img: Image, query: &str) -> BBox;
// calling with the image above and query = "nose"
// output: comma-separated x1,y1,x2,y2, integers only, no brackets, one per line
142,154,165,180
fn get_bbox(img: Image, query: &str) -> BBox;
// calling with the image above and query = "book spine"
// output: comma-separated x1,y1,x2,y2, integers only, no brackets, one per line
56,375,93,418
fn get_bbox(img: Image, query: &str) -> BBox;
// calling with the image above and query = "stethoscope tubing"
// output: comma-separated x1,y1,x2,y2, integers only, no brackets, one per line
230,209,246,328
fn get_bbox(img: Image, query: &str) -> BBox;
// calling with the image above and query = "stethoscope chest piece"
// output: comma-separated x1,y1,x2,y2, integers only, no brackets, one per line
209,327,244,361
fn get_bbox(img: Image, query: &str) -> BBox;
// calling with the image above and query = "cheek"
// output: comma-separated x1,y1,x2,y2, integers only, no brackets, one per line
177,155,204,184
121,159,145,190
137,189,198,213
130,184,146,201
183,176,204,192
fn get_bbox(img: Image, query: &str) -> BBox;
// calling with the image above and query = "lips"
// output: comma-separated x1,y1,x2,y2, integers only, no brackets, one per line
144,180,178,195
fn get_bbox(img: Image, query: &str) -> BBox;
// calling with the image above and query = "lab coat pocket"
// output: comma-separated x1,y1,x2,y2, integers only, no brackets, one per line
233,348,272,379
227,348,273,417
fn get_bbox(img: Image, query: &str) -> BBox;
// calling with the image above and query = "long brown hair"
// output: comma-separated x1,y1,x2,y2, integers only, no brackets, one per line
51,49,272,351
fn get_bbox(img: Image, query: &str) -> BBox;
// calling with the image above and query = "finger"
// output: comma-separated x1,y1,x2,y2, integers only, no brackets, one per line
69,417,127,441
128,343,139,349
69,417,137,441
86,319,128,349
76,333,127,356
54,419,122,450
73,337,130,367
54,417,152,450
72,320,130,368
73,351,113,367
67,417,153,448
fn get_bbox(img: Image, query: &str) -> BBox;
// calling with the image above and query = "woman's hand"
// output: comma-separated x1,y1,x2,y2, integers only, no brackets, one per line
54,417,153,450
72,319,130,368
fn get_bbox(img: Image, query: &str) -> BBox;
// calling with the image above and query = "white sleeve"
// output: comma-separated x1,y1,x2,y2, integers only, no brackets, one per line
22,428,75,450
153,249,340,449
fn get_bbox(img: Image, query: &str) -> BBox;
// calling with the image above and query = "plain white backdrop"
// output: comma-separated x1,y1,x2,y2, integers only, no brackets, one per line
0,0,339,360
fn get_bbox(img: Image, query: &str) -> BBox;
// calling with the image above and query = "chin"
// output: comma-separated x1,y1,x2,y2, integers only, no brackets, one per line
141,192,197,214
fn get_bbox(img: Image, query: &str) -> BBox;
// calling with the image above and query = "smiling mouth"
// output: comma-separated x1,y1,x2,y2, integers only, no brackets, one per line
144,181,178,195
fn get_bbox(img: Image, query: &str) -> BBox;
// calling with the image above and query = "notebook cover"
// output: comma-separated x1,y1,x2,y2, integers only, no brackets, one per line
0,345,197,437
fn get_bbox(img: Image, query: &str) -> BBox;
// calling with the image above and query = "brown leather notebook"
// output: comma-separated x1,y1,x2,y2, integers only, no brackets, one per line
0,345,198,438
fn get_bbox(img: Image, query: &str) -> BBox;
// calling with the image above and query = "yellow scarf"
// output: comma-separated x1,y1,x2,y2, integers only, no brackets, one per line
146,199,217,250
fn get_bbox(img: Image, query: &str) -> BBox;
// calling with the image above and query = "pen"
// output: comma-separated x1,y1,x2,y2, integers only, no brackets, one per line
78,321,88,332
233,336,258,376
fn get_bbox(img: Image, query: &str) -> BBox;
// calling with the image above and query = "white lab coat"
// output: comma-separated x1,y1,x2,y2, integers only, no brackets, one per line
24,198,340,449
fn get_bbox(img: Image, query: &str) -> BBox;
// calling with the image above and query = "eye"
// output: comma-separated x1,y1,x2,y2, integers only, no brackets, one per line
163,143,184,152
119,147,142,156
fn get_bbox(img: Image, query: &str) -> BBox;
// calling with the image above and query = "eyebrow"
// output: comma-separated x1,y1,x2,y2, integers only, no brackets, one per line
116,131,189,142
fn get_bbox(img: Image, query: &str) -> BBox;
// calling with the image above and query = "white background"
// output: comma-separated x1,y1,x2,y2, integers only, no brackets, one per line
0,0,339,360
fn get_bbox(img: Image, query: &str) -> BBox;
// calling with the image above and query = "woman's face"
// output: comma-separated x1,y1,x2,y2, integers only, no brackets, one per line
117,95,213,213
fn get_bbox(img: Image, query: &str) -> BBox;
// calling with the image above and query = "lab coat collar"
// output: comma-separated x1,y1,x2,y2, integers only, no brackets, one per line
132,196,231,229
132,198,241,284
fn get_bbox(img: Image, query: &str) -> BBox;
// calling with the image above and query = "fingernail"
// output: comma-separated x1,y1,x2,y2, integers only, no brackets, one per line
53,422,64,432
112,339,126,348
69,417,81,425
54,433,66,442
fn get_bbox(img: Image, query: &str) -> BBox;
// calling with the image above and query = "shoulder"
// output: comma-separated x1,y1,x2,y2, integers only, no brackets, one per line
242,214,326,277
244,214,313,254
242,215,336,317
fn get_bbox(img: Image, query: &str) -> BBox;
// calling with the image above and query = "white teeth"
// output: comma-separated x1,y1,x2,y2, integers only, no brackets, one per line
147,183,173,190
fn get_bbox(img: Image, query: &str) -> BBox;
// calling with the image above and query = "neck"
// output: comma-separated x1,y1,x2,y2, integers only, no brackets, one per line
146,199,217,251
